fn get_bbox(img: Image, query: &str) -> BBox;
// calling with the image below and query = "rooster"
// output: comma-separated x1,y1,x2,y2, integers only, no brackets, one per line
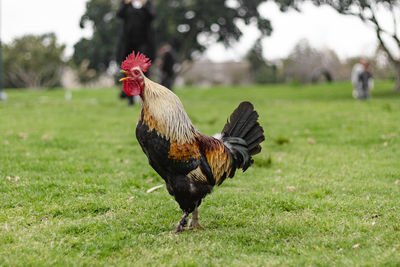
120,51,265,233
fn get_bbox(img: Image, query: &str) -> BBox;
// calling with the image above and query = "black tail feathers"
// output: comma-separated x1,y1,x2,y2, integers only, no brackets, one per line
221,101,265,177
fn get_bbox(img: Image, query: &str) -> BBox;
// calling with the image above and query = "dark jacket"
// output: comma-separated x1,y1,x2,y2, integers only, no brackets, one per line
162,50,175,77
116,1,155,63
359,70,372,91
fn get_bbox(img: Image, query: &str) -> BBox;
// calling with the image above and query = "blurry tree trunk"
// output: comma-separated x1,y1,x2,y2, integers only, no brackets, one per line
395,63,400,91
363,3,400,91
0,40,3,92
375,19,400,91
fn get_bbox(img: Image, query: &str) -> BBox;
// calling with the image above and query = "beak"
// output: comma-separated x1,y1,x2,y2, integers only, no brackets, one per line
119,70,130,82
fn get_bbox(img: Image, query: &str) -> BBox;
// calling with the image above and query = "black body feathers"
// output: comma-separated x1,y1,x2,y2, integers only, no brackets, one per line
222,101,265,176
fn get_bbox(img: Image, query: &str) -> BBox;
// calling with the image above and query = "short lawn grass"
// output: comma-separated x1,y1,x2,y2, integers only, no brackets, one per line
1,81,399,266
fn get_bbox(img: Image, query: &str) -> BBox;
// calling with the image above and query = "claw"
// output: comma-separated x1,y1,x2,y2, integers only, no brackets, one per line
174,225,185,234
189,221,204,230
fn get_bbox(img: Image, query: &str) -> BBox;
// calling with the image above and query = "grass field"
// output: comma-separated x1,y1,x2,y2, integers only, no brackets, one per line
1,81,400,266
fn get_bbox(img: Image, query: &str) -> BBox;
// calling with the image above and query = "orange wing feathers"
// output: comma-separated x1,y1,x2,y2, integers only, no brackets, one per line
168,141,201,162
166,134,232,186
196,135,232,185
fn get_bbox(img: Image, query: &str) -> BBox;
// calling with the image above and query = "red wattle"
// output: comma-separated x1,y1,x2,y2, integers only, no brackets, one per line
123,81,141,96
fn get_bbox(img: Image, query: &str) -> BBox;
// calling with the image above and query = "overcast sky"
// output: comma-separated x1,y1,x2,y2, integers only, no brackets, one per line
1,0,398,62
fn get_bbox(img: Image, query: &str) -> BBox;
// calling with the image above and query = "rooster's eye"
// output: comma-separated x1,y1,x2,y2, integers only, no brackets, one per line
134,70,140,75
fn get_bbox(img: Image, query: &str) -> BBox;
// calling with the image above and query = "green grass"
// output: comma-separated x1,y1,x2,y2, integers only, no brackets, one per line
1,81,399,266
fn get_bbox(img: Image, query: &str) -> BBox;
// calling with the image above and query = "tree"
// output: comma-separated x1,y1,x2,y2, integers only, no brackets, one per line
0,40,8,100
309,0,400,90
0,40,3,92
153,0,272,62
3,33,65,88
73,0,273,75
72,0,121,76
247,38,279,83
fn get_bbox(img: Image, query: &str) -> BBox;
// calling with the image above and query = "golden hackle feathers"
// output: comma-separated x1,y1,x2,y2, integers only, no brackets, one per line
141,77,199,144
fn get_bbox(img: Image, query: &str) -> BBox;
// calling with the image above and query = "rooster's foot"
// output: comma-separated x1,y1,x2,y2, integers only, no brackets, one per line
188,221,204,230
174,224,185,233
174,211,189,234
188,207,203,230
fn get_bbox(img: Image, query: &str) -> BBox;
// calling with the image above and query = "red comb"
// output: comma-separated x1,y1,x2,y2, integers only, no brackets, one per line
121,51,151,73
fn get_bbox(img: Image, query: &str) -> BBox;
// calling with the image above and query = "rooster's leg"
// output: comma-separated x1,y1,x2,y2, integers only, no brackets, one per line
189,207,203,230
174,211,189,233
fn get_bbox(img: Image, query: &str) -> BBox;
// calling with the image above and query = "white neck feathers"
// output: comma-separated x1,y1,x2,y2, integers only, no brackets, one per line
140,77,198,144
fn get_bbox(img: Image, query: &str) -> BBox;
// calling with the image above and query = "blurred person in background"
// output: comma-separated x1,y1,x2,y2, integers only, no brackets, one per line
351,58,373,100
351,58,365,98
358,61,373,100
116,0,155,105
158,44,175,91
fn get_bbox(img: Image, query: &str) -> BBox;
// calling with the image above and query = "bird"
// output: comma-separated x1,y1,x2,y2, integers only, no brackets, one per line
120,51,265,233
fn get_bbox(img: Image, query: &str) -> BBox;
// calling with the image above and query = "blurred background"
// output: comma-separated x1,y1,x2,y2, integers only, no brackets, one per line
0,0,399,91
